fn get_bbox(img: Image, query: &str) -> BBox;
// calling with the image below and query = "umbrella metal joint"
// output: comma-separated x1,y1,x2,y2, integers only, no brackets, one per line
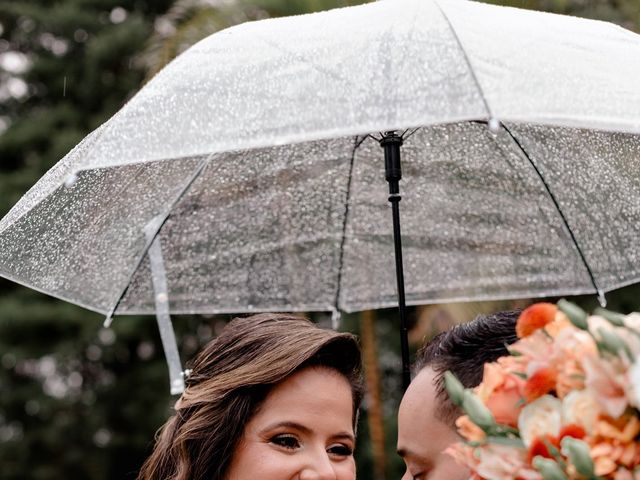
378,131,411,391
380,131,404,196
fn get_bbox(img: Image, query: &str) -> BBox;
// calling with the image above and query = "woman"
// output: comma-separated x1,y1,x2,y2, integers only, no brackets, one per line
138,313,364,480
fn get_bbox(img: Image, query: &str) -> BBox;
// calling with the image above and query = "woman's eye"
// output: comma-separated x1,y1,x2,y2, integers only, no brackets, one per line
270,435,300,450
328,444,353,457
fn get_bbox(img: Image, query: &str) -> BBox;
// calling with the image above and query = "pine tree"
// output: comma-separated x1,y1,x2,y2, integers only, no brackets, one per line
0,2,178,478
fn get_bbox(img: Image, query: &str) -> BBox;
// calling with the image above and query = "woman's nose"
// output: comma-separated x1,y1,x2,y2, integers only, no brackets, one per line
298,451,338,480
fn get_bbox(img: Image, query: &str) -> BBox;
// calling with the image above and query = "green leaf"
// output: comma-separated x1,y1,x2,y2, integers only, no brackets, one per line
484,435,525,448
558,299,588,330
561,437,595,478
532,456,569,480
461,392,496,431
443,371,465,407
594,307,625,327
598,326,634,360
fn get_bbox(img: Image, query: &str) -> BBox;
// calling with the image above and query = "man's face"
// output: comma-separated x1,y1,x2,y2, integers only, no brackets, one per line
397,368,469,480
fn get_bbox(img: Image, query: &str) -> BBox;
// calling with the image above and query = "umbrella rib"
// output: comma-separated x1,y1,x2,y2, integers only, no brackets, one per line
432,0,493,119
358,134,374,148
103,158,210,326
402,127,420,141
333,136,361,314
501,125,605,304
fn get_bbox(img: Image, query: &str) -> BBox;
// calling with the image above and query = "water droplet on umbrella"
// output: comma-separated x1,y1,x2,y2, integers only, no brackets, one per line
64,172,78,187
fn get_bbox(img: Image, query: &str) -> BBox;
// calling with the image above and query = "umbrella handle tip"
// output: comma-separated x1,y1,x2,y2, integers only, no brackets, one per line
103,315,113,328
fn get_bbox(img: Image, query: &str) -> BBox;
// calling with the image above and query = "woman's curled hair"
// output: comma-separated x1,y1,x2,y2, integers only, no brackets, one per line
137,313,363,480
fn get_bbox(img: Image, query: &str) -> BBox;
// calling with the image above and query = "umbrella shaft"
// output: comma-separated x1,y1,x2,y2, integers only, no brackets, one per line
390,194,411,391
380,131,411,391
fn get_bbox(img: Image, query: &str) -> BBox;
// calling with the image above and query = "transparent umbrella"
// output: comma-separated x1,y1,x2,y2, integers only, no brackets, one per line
1,0,640,392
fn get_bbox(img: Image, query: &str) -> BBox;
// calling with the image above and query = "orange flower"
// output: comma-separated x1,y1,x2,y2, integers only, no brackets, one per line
586,415,640,476
595,415,640,444
555,358,587,398
447,443,538,480
558,423,586,440
485,380,525,427
518,395,562,448
544,313,573,338
477,363,526,427
516,303,558,338
524,367,557,402
553,327,595,394
456,415,486,442
497,354,528,377
561,390,601,434
583,355,629,418
526,434,555,463
595,455,618,477
613,468,636,480
525,425,585,465
590,441,640,475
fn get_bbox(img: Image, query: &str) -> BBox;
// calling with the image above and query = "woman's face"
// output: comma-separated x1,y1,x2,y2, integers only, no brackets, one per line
225,366,356,480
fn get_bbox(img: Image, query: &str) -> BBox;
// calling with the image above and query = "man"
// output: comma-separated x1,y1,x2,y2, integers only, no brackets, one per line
397,311,519,480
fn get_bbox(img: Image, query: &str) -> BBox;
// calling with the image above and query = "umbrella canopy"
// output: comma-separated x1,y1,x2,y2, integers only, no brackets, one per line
2,0,639,313
4,122,640,314
1,0,640,390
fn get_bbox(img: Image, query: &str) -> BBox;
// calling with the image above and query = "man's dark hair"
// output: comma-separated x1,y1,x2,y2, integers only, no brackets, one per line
414,310,520,425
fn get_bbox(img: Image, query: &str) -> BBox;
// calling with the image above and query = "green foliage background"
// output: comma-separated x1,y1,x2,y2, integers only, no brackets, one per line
0,1,639,478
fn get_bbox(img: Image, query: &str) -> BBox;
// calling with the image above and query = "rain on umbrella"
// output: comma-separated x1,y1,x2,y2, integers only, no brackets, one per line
1,0,640,392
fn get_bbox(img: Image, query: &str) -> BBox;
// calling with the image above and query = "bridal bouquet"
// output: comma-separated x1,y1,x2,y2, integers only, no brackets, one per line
445,301,640,480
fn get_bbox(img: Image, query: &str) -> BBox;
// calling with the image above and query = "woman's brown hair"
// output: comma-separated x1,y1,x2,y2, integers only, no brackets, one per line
137,313,363,480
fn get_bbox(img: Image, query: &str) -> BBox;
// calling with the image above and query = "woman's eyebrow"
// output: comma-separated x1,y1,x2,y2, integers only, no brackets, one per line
331,432,355,443
261,421,312,434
